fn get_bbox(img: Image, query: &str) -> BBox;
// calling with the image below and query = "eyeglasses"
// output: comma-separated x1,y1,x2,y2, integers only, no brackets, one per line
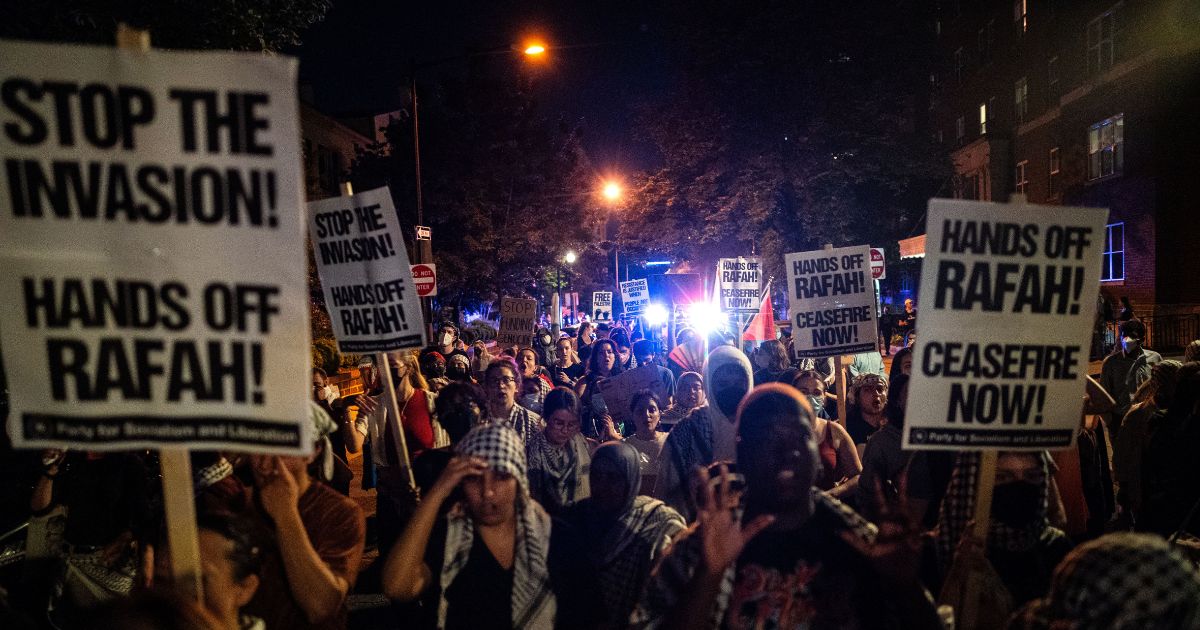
489,376,517,385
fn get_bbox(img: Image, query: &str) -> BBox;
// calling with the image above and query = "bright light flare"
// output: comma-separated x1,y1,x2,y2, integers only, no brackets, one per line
524,44,547,56
564,251,577,264
645,303,669,327
602,182,622,201
687,302,727,336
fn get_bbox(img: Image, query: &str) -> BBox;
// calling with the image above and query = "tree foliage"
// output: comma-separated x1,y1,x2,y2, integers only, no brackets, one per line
349,66,601,311
623,0,951,287
0,0,330,51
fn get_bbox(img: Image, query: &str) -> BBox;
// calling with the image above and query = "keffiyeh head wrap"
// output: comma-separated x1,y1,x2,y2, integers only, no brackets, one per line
525,430,591,513
1009,532,1200,630
442,425,555,629
935,451,1059,573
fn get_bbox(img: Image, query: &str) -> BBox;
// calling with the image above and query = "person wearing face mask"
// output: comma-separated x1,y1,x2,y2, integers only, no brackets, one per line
430,322,461,357
312,367,362,485
632,384,942,630
792,370,860,501
551,441,686,630
845,373,888,451
420,351,452,393
534,327,557,366
1100,319,1162,438
446,352,475,384
935,451,1073,612
413,381,488,498
653,345,753,521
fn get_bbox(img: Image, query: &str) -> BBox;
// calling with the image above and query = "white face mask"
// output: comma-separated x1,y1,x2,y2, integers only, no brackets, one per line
440,332,454,346
541,335,552,345
321,385,333,401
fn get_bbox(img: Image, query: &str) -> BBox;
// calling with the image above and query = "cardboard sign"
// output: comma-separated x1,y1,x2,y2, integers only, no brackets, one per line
497,297,537,346
785,245,878,358
620,278,650,314
592,291,613,321
596,363,670,432
717,256,764,312
902,198,1109,451
308,187,426,353
0,40,309,453
870,247,887,280
410,263,437,298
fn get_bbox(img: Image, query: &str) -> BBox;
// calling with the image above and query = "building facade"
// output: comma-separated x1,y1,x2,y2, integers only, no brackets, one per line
299,102,371,200
929,0,1200,320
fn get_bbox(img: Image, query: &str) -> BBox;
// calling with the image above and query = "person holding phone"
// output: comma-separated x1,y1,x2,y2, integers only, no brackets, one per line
575,339,625,441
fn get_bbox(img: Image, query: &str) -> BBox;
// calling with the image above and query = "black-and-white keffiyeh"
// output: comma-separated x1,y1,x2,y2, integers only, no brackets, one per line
526,430,592,513
1008,532,1200,630
934,451,1061,574
442,425,555,629
629,489,877,629
194,457,233,492
486,404,546,446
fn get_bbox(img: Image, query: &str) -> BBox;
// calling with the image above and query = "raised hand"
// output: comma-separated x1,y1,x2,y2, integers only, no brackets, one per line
696,464,774,576
252,455,299,523
839,476,923,585
428,456,488,503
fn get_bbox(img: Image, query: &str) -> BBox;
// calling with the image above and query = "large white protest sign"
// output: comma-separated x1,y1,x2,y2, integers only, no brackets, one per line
497,297,537,346
717,257,763,312
592,291,613,321
620,278,650,314
0,41,310,453
785,245,878,358
308,187,425,353
903,198,1108,451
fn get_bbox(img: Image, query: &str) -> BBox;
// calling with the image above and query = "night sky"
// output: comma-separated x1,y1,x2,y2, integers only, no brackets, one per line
294,0,670,170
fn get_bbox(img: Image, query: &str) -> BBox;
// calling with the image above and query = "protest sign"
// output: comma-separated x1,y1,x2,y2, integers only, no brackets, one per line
717,257,763,312
592,291,613,321
903,198,1108,451
497,297,537,346
620,278,650,314
308,187,426,353
596,363,669,432
0,40,310,453
785,245,878,358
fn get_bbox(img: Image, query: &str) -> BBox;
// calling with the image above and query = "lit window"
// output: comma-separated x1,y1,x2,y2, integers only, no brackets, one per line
1101,222,1124,281
1049,147,1061,196
1014,77,1029,123
1014,0,1028,32
1015,160,1029,194
1047,56,1060,103
1088,114,1124,180
979,103,988,135
1087,5,1120,75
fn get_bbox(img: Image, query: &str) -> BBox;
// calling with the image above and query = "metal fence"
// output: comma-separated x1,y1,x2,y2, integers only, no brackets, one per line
1144,314,1200,354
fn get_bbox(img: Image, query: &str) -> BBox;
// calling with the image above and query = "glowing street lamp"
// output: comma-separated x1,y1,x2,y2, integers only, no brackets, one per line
524,44,547,56
602,181,622,201
564,250,577,264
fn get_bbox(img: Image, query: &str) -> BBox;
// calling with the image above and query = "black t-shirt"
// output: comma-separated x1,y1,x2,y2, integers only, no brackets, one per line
423,519,514,630
726,505,887,630
55,453,151,547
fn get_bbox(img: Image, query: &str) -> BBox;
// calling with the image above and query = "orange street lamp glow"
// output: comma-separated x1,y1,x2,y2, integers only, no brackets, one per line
524,44,546,55
602,182,622,201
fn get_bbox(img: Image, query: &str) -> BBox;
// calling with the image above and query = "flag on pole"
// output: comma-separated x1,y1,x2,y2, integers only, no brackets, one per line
742,280,775,341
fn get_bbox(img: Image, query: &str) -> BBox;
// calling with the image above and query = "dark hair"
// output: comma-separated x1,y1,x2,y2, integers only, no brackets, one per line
517,347,540,366
629,389,664,413
610,328,630,348
884,374,910,428
633,338,656,358
485,358,522,390
1120,319,1147,340
197,512,263,582
889,347,913,381
736,384,812,456
312,367,328,378
586,339,625,376
435,382,487,443
759,340,790,371
543,387,581,420
791,369,825,392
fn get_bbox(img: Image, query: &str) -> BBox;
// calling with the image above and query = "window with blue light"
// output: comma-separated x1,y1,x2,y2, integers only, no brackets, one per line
1101,222,1124,281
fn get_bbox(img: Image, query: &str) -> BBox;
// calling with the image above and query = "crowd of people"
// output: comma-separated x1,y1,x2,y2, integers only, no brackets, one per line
2,314,1200,630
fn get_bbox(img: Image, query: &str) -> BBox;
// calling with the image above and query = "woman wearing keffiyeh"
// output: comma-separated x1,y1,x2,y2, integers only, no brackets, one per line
382,424,556,629
527,388,593,514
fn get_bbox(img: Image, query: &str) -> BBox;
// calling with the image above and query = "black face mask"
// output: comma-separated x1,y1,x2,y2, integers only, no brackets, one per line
991,480,1043,527
447,366,469,380
713,385,746,418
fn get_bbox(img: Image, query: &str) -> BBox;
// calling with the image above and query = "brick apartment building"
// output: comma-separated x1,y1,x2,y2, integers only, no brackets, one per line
299,101,371,200
927,0,1200,332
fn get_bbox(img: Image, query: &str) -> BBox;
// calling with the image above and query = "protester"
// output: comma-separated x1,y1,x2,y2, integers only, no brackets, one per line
482,358,545,446
534,326,557,367
548,337,585,387
888,346,913,381
847,349,886,379
659,371,704,430
792,370,861,500
845,372,888,448
245,403,366,630
576,321,596,363
420,351,452,393
632,383,942,629
576,339,626,440
1139,361,1200,537
1113,360,1183,524
414,381,488,496
193,451,252,516
751,339,798,385
382,425,556,629
654,345,753,520
471,340,493,383
1100,319,1162,437
526,388,593,514
624,390,669,494
1117,295,1134,321
311,368,362,494
431,322,461,357
197,512,263,630
1008,532,1200,630
896,298,917,346
633,338,676,400
934,452,1072,609
446,352,474,384
517,347,555,414
859,375,936,524
551,442,686,629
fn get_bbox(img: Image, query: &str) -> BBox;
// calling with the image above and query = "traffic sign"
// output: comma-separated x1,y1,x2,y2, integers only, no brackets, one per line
869,247,886,280
415,225,432,241
411,263,437,297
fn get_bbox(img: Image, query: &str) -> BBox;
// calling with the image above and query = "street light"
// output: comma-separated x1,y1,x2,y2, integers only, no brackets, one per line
601,180,624,285
555,250,577,328
524,44,547,56
602,181,622,201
